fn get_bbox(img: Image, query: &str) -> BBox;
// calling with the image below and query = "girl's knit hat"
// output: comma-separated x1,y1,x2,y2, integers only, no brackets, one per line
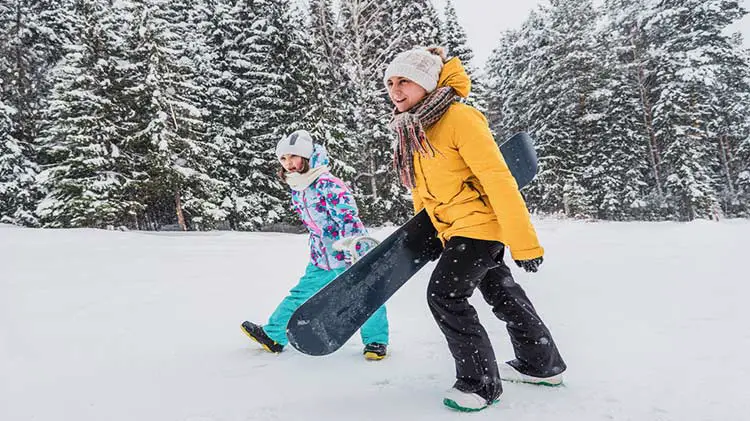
383,47,445,93
276,130,314,159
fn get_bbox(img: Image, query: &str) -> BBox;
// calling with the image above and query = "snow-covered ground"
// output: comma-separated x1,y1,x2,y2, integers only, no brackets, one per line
1,218,748,421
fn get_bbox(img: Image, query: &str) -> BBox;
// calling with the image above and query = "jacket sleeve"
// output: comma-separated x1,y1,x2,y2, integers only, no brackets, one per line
319,178,366,239
452,108,544,261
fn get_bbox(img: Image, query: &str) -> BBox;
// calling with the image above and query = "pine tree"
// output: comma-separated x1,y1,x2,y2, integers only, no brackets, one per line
485,0,750,221
735,130,750,216
120,0,224,230
1,1,76,143
0,98,38,225
338,0,412,224
586,19,652,220
0,1,76,225
709,32,750,217
35,0,142,228
440,0,470,63
484,29,521,139
390,0,441,51
200,0,247,229
601,0,672,218
440,0,487,113
306,0,359,183
280,6,325,138
221,0,316,229
645,0,745,220
485,10,564,217
186,0,250,229
485,7,553,142
492,0,603,217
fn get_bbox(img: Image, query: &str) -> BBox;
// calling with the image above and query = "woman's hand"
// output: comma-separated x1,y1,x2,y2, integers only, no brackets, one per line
514,256,543,273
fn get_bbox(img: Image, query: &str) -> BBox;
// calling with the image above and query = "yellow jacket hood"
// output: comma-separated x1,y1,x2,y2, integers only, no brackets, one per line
437,57,471,98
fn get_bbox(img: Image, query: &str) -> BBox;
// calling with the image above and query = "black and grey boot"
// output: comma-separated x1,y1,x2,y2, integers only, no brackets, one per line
241,321,284,353
363,342,387,360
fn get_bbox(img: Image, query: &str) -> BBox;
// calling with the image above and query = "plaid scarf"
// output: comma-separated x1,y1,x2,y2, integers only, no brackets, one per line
389,87,458,188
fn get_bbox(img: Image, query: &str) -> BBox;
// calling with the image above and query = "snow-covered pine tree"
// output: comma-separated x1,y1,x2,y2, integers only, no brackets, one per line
485,30,521,139
484,6,554,145
0,98,38,226
182,0,246,230
497,0,603,217
308,0,341,67
281,5,326,139
199,0,249,229
1,0,75,142
35,0,143,228
584,8,653,220
218,0,314,230
0,1,76,225
487,8,584,215
440,0,487,112
440,0,470,64
119,0,224,230
725,33,750,217
306,0,360,182
602,0,675,219
337,0,412,224
0,30,37,226
545,0,609,218
645,0,745,220
735,130,750,216
390,0,441,51
708,32,750,217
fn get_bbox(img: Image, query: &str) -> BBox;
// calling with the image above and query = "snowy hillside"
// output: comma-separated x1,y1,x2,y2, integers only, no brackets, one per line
1,219,748,420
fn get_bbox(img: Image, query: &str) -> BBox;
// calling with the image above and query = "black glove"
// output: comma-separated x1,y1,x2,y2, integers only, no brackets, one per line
515,256,543,273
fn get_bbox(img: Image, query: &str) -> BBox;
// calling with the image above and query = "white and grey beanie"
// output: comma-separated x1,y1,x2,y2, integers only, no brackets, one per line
276,130,314,160
383,47,445,93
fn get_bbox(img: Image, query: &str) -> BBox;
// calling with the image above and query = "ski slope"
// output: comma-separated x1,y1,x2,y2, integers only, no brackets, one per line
1,218,748,420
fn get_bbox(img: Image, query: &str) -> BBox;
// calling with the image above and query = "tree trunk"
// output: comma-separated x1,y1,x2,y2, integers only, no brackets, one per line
718,134,734,195
175,190,187,231
369,157,378,198
630,28,663,198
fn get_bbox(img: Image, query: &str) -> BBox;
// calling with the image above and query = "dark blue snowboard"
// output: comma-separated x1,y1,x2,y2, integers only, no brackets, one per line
287,132,539,356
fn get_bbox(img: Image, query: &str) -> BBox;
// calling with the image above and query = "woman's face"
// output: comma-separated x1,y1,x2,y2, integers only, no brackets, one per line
387,76,428,112
280,154,305,173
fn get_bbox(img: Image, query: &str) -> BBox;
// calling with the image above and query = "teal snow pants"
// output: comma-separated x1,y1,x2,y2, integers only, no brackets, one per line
263,263,389,346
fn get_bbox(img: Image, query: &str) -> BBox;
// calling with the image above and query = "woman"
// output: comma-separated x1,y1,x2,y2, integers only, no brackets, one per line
384,47,566,411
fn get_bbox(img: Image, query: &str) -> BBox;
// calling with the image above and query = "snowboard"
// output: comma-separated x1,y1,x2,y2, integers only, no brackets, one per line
286,132,539,356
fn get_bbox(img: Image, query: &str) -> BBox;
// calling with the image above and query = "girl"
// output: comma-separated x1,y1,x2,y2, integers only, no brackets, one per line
241,130,389,360
383,47,566,411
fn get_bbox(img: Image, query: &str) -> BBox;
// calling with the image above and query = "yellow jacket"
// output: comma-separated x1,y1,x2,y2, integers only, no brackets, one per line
411,57,544,261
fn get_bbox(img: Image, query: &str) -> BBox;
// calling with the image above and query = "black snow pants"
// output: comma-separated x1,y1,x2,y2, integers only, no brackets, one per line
426,236,566,403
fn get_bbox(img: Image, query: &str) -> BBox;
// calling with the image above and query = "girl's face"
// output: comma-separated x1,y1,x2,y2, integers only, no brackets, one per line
280,154,305,173
387,76,428,112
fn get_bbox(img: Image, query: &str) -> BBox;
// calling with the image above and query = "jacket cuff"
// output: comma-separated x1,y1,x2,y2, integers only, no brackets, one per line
509,246,544,261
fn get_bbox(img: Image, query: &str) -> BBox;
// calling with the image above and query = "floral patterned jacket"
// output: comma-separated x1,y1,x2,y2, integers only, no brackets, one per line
290,144,366,270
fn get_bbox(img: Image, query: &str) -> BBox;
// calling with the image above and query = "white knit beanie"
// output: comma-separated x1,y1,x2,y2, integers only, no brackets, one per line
383,48,444,93
276,130,314,159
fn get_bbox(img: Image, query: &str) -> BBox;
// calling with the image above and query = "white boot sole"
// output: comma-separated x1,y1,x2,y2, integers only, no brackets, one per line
443,388,496,412
499,363,563,386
